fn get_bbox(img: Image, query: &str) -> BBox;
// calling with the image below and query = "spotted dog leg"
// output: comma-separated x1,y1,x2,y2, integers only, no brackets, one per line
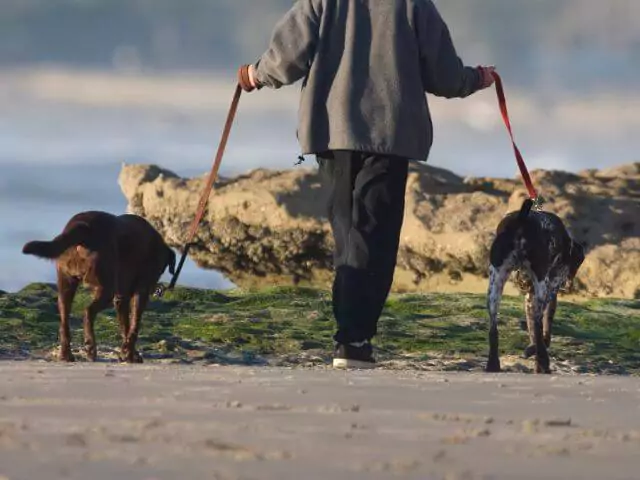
523,288,558,359
530,281,551,374
486,262,513,373
543,292,558,348
523,291,537,359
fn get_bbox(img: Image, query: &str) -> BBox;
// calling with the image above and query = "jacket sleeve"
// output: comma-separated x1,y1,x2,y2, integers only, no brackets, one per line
415,0,482,98
254,0,322,89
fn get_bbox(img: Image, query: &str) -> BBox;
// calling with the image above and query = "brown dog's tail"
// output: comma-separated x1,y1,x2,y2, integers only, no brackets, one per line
22,223,91,259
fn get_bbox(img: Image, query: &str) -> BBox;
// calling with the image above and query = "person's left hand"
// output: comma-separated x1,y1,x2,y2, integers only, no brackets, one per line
477,65,497,89
238,64,260,92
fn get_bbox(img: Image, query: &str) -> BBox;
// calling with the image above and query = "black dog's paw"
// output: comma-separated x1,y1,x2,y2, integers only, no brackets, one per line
130,351,144,364
486,358,502,373
535,364,552,374
523,344,537,359
535,356,552,374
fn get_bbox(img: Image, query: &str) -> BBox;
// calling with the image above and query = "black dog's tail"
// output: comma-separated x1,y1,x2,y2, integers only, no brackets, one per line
22,223,90,259
507,198,534,239
489,198,535,267
517,198,534,223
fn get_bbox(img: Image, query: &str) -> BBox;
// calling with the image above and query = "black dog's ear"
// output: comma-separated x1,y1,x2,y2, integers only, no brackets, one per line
166,248,177,275
568,240,585,279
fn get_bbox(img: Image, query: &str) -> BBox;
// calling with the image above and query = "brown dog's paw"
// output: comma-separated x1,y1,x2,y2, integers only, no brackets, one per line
84,347,97,362
60,350,76,362
117,350,128,363
119,349,143,364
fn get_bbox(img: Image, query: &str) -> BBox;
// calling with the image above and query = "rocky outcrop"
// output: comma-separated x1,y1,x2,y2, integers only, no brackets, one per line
119,162,640,299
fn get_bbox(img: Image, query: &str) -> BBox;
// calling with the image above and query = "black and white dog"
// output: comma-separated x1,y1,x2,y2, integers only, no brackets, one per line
486,199,585,374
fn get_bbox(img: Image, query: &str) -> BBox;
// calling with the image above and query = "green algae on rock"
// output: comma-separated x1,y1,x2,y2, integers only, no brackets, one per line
0,283,638,375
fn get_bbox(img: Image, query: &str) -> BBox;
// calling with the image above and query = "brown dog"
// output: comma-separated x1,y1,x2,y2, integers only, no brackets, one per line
486,199,585,374
22,211,176,363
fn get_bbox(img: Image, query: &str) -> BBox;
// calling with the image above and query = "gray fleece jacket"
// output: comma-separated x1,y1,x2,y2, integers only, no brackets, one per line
254,0,482,161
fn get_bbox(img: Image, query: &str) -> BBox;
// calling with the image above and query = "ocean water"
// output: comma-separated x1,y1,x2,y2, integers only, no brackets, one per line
0,161,236,292
1,69,638,292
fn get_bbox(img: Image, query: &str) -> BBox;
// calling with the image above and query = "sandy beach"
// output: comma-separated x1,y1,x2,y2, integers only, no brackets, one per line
1,363,639,480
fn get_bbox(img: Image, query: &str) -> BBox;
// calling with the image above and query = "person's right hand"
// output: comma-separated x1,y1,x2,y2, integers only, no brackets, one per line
477,65,496,89
238,64,260,92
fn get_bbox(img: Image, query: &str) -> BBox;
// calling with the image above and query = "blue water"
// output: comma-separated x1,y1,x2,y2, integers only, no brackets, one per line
0,161,234,292
0,88,303,292
1,73,638,292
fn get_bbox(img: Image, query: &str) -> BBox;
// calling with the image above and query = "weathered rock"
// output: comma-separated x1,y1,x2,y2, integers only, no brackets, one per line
118,161,640,298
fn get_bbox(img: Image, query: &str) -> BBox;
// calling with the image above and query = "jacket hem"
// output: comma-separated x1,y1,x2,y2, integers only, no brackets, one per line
299,142,431,162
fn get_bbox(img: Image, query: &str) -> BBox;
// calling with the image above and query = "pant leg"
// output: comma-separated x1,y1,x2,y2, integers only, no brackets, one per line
317,151,409,344
317,151,362,338
316,151,362,270
325,151,362,344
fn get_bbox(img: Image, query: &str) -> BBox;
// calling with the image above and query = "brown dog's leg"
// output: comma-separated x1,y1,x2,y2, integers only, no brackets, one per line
122,291,149,363
114,294,131,359
83,287,112,361
57,270,79,362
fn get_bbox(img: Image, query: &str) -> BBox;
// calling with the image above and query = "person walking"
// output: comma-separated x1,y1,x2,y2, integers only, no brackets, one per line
237,0,496,369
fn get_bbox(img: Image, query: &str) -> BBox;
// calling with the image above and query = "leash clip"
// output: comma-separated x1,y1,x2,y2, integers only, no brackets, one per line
532,195,545,211
153,284,166,299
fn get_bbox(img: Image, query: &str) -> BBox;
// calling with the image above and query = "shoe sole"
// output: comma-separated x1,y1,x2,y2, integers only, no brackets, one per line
332,358,376,370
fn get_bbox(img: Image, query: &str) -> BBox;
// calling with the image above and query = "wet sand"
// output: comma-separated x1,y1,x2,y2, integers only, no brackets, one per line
1,363,639,480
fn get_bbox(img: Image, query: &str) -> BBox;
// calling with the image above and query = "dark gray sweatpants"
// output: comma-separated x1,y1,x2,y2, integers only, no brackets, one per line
317,151,409,344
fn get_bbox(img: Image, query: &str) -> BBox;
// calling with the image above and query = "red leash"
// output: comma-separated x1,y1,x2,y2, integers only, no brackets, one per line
490,71,539,203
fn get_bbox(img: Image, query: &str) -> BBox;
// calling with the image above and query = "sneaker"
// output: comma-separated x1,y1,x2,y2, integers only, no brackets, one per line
332,341,376,369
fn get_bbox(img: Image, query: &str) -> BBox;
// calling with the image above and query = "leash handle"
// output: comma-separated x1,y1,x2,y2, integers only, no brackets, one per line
490,71,540,205
157,83,243,297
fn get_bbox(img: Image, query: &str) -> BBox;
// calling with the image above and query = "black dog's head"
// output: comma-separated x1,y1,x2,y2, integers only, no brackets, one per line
165,247,177,276
567,239,585,281
558,238,586,294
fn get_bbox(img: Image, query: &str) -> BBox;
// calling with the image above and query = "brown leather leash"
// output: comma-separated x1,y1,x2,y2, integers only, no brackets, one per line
155,84,243,297
490,71,542,208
